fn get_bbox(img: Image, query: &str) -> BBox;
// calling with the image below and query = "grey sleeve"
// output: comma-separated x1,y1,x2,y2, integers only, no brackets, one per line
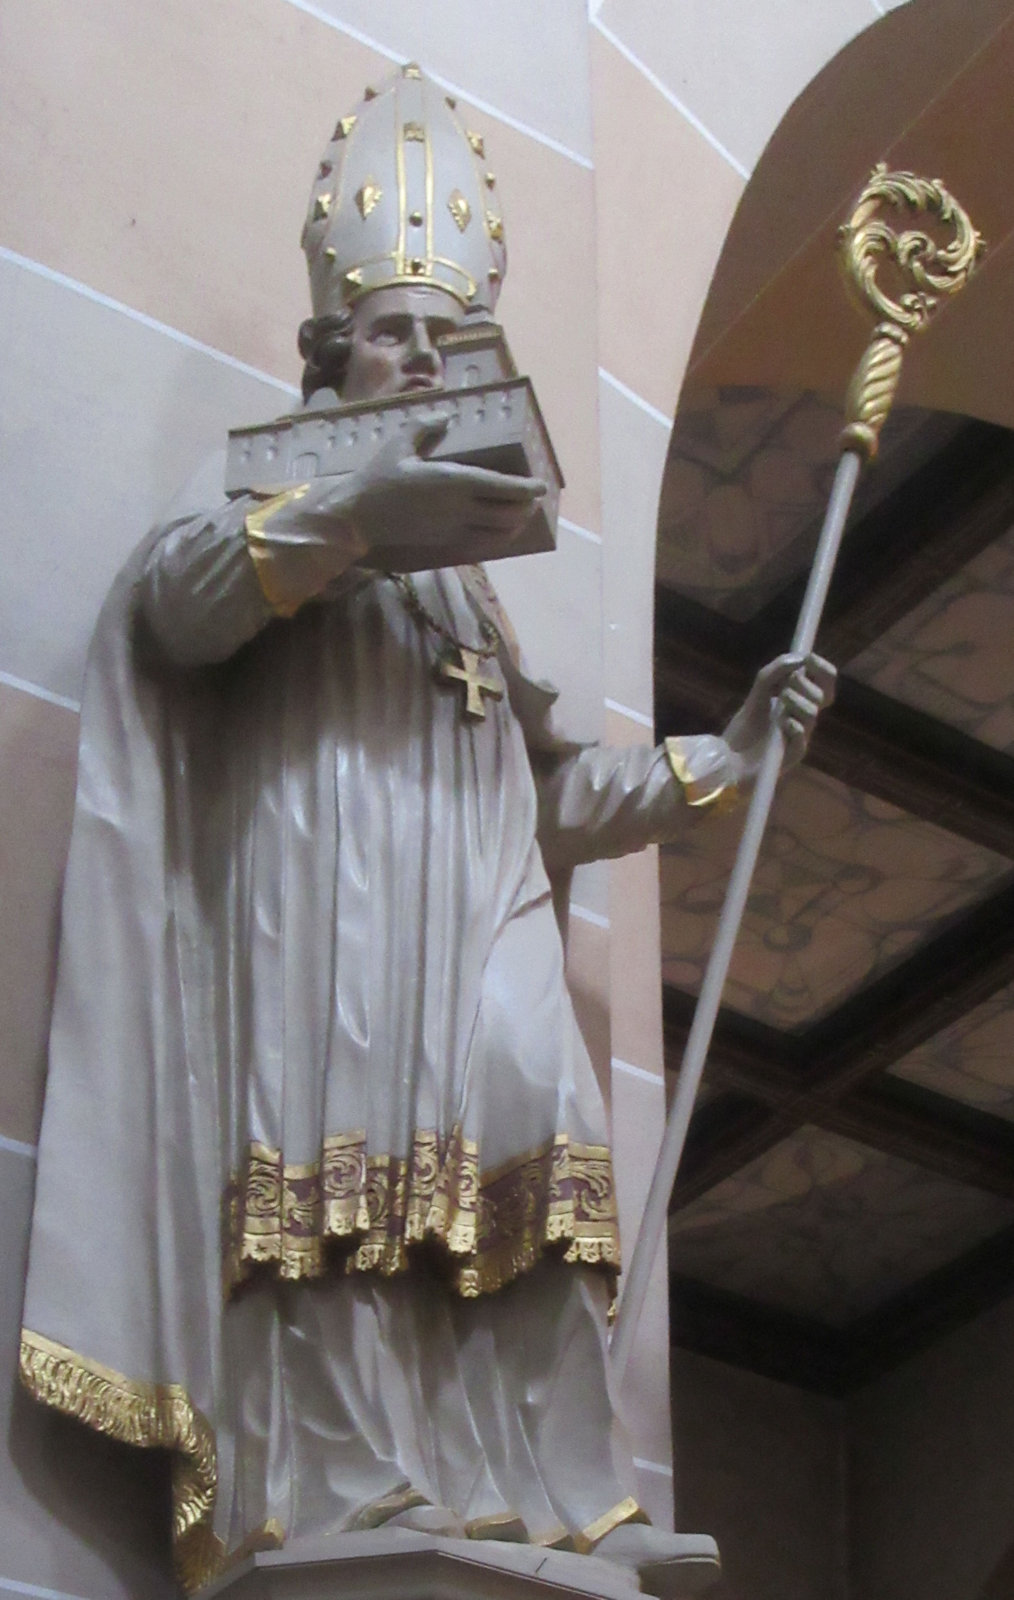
137,500,277,667
533,742,686,870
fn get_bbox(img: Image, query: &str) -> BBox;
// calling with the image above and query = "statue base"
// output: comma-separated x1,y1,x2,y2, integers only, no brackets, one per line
197,1528,671,1600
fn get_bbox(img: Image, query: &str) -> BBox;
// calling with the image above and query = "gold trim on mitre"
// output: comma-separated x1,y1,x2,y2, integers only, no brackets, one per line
303,66,506,316
448,188,471,232
355,178,383,219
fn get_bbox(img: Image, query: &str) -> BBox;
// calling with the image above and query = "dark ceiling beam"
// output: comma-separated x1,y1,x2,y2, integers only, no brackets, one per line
671,1217,1014,1395
663,879,1014,1206
665,876,1014,1097
800,876,1014,1095
664,1087,789,1204
667,1074,1014,1207
655,417,1014,857
807,682,1014,859
670,1274,853,1395
814,1077,1014,1198
656,627,1014,859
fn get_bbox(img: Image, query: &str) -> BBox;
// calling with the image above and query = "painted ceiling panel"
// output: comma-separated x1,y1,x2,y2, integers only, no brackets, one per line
888,982,1014,1123
851,524,1014,754
656,388,956,618
660,767,1012,1029
669,1124,1014,1326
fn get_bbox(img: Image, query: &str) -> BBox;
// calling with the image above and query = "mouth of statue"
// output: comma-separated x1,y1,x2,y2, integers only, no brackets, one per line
400,375,442,393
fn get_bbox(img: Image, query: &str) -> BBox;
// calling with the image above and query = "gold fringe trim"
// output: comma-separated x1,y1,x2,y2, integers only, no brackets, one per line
19,1329,222,1590
223,1126,621,1299
18,1330,287,1592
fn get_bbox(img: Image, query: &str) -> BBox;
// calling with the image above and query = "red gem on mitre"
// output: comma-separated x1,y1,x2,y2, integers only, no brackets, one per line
318,160,333,179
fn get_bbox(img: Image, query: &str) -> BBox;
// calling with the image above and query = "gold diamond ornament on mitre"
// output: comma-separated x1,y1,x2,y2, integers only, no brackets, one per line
302,63,507,317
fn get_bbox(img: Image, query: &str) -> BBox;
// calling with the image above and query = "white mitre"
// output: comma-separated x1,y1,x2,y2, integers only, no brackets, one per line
302,63,508,318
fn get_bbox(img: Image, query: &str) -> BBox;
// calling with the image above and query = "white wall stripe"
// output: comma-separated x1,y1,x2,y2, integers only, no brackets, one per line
569,903,611,931
0,1578,90,1600
598,367,671,431
0,670,80,715
633,1456,674,1478
0,1135,37,1161
0,248,298,398
559,516,602,547
279,0,594,170
612,1057,662,1086
604,698,654,730
592,18,750,181
869,0,886,12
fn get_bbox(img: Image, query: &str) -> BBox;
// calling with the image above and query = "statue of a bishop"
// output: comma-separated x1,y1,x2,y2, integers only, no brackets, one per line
19,66,833,1597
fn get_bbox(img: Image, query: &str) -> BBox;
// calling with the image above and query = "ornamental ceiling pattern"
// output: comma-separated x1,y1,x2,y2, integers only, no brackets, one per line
659,767,1011,1030
655,386,957,618
889,981,1014,1123
852,523,1014,753
655,381,1014,1379
654,4,1014,1380
668,1125,1014,1327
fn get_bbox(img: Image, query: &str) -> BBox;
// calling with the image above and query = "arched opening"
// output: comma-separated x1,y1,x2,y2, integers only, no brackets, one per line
654,3,1014,1594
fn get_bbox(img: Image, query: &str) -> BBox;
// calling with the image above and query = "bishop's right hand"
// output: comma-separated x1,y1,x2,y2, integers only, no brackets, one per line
275,415,546,564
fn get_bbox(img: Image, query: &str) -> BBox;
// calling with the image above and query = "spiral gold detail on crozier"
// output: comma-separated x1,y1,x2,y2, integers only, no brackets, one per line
841,321,908,461
837,163,984,459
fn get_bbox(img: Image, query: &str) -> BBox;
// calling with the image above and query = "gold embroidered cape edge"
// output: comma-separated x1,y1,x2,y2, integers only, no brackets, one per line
16,1329,269,1592
18,1334,645,1580
223,1126,621,1299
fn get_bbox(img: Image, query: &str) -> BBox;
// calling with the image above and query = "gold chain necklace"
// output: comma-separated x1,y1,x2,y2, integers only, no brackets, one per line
386,572,505,721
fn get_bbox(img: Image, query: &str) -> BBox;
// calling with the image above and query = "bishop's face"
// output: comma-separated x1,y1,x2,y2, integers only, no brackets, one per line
341,285,465,402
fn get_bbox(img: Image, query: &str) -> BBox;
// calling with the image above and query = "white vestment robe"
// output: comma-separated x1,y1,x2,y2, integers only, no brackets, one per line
20,460,702,1588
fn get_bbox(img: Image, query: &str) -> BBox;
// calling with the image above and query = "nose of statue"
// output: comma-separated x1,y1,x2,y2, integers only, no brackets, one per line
404,322,440,374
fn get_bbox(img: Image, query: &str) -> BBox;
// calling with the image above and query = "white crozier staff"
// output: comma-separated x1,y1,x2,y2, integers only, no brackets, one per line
611,164,985,1381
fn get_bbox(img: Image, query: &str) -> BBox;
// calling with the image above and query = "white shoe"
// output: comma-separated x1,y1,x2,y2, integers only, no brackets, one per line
595,1525,721,1597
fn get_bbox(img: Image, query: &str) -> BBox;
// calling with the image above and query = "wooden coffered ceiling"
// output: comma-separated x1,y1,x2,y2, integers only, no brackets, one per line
654,0,1014,1394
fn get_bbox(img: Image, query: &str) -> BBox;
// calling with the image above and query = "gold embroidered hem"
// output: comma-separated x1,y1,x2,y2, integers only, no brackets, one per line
222,1126,621,1299
19,1329,223,1591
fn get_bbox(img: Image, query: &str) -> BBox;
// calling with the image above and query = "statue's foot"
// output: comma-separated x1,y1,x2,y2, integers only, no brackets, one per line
595,1525,721,1597
384,1503,467,1537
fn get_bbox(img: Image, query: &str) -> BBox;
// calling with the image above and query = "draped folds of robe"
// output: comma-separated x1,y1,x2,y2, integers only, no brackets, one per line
20,453,692,1588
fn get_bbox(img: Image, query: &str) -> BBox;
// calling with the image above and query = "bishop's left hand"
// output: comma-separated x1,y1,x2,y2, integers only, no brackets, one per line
722,653,837,783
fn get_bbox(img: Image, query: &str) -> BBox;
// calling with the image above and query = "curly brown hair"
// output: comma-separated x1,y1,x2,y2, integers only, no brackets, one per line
298,311,355,400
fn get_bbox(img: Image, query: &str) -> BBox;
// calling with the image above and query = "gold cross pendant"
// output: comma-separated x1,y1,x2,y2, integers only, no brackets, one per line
434,645,504,720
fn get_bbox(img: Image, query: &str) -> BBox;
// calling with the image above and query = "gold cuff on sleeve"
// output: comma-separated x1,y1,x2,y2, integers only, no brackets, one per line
244,483,312,618
665,736,740,812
